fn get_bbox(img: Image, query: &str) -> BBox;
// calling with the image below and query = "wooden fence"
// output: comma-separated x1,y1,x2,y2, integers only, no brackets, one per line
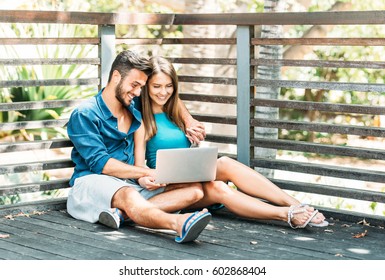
0,10,384,225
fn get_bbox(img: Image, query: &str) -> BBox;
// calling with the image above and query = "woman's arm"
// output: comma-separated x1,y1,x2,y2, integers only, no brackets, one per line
134,123,147,167
134,123,166,190
178,99,206,145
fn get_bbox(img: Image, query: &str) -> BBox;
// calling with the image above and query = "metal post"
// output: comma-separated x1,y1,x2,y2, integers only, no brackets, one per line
98,25,116,90
236,26,253,166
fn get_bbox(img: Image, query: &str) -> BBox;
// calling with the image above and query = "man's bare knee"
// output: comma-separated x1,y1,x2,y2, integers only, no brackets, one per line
204,181,233,200
216,156,233,179
111,186,145,218
112,186,135,205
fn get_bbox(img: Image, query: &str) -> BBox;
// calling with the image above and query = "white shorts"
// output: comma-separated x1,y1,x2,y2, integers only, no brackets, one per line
66,174,165,223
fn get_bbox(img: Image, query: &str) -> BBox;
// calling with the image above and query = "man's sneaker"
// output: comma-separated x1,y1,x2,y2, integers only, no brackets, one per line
98,208,123,229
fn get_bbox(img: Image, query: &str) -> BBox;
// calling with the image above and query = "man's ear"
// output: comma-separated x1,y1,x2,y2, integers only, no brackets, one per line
112,70,121,85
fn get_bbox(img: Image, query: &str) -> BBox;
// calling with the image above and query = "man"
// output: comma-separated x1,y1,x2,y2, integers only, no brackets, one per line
66,50,210,243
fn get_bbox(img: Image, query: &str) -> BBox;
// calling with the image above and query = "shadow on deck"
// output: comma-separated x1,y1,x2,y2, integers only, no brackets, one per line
1,208,384,260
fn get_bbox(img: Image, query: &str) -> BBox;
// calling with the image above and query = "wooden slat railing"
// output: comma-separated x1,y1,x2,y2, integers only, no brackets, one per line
0,10,384,225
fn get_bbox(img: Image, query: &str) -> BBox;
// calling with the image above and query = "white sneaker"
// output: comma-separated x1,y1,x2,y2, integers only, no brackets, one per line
98,208,123,229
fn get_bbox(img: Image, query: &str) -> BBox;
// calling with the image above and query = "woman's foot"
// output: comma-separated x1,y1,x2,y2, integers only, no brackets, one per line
287,204,312,228
287,204,328,228
308,211,329,227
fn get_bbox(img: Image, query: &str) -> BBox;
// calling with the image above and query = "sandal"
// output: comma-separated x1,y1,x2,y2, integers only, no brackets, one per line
287,204,318,229
308,215,329,227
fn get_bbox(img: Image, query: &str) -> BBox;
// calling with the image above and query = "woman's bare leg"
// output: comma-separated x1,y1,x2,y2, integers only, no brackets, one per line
188,181,312,227
216,156,299,206
215,157,326,222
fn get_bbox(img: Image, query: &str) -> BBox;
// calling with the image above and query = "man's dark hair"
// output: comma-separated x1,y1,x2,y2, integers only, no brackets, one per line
108,50,152,82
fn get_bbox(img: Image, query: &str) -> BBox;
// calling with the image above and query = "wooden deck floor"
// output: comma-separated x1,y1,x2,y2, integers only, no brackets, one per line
0,208,384,260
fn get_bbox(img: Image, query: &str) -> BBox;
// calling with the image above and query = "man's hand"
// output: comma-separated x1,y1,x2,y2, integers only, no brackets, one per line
138,176,166,191
185,119,206,146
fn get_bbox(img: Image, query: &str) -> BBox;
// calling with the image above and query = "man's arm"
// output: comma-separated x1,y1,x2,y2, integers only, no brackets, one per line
102,158,155,179
178,99,206,145
68,108,154,180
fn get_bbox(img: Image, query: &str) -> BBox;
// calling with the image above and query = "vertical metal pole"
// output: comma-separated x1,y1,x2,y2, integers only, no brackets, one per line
98,25,116,90
236,26,253,166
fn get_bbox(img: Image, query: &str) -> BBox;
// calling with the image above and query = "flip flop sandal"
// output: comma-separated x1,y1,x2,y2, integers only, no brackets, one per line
287,204,313,229
175,211,212,243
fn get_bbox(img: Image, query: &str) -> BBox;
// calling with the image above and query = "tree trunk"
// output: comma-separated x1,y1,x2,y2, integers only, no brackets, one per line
254,0,285,177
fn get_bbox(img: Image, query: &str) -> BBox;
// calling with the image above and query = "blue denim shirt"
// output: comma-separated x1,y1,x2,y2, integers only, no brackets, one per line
67,89,142,186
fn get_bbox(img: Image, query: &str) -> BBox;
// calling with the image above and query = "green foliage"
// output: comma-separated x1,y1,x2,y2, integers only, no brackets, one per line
280,17,385,143
370,202,377,212
0,23,96,140
0,194,20,206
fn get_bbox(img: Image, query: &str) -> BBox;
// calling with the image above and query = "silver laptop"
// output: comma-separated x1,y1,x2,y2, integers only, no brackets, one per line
154,147,218,184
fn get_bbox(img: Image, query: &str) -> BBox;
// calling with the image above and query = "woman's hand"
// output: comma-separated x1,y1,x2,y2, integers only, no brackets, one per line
138,176,166,191
186,120,206,146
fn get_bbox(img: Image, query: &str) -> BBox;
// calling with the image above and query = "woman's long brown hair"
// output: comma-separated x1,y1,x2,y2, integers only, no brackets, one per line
141,56,185,140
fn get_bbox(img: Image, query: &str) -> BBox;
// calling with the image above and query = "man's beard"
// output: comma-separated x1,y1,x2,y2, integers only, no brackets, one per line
115,81,131,107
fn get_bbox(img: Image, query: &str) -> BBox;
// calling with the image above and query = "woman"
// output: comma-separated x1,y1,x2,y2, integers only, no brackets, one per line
134,56,328,229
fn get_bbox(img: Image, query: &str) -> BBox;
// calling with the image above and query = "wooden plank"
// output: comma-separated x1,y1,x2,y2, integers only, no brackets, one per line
205,134,237,145
271,179,385,203
192,114,237,125
169,57,237,65
2,10,385,25
0,38,99,45
37,213,226,260
251,158,385,184
0,99,85,112
0,78,99,88
0,246,38,260
0,10,176,25
0,159,74,175
45,211,324,260
318,206,385,228
179,75,237,85
117,38,235,45
208,213,365,259
0,198,66,216
236,25,253,166
0,231,68,259
1,209,384,260
40,211,247,260
174,11,385,26
252,38,385,46
199,215,334,259
44,211,381,259
253,79,385,93
252,58,385,69
0,179,70,196
0,58,100,65
251,118,385,137
0,220,124,260
252,98,385,115
180,93,236,104
48,211,300,260
2,217,152,260
0,119,68,131
0,139,72,153
251,138,385,160
44,210,385,259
